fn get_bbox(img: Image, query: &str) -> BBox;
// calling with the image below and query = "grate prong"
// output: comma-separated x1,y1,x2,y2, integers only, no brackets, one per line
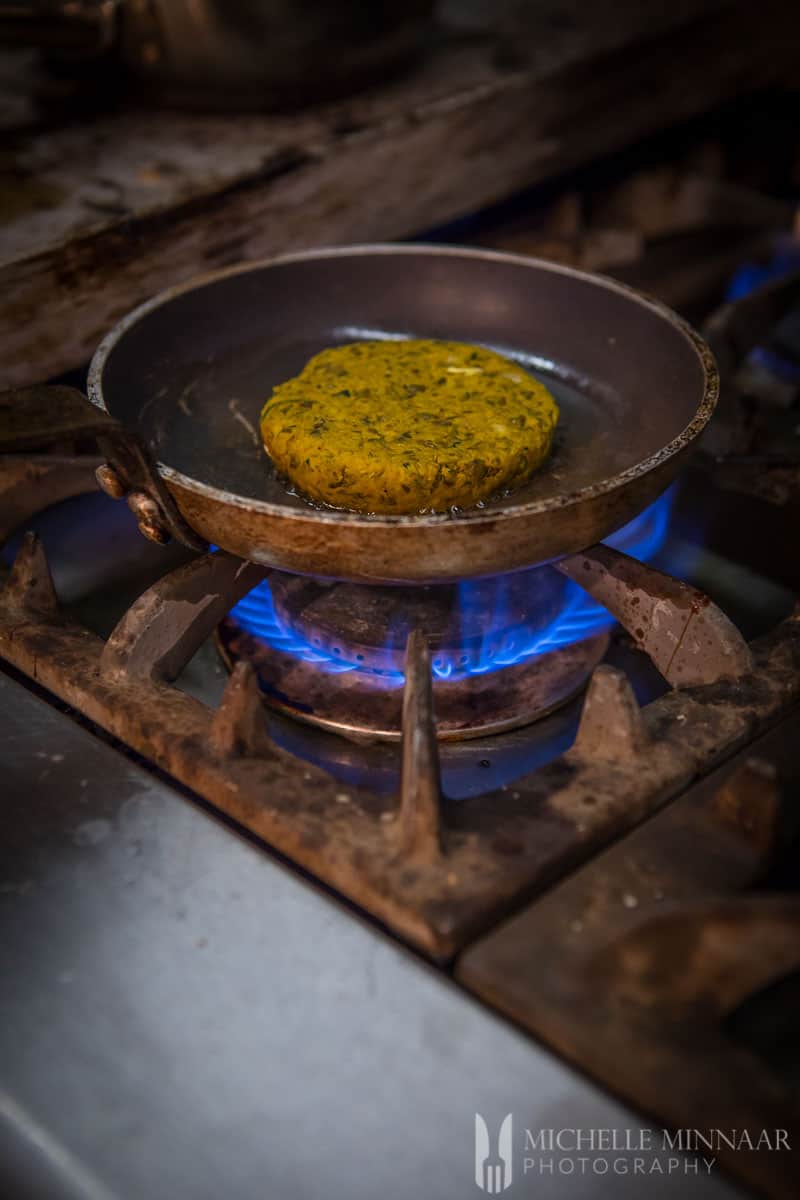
101,551,266,682
211,661,273,758
711,757,782,877
572,664,647,763
398,629,444,863
2,530,59,617
557,543,753,686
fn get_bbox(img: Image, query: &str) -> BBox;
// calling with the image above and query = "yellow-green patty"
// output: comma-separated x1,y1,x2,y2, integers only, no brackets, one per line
260,339,559,514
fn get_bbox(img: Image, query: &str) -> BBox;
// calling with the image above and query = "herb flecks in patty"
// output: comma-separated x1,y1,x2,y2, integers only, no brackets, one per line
260,340,559,514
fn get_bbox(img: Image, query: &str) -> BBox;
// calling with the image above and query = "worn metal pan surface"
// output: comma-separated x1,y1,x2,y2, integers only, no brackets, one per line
87,245,717,584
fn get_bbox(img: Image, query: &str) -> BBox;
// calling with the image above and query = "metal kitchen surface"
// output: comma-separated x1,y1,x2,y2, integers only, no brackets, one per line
0,674,735,1200
2,265,800,1200
4,8,800,1195
3,173,800,1200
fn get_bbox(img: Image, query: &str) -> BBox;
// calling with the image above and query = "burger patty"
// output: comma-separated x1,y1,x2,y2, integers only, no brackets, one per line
259,339,559,514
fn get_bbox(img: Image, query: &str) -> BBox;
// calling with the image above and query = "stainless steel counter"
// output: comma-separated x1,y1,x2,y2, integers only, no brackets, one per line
0,672,739,1199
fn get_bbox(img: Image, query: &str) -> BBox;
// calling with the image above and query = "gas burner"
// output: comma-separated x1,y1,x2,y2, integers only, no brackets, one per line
217,595,609,741
214,492,673,741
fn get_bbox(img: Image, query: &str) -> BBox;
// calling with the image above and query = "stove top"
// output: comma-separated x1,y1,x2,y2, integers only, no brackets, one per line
2,265,800,1200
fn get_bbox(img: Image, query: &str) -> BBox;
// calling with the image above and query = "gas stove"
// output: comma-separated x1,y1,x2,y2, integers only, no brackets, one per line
1,267,799,1200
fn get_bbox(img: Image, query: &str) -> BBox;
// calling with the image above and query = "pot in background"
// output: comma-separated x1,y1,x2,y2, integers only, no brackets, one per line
0,0,435,110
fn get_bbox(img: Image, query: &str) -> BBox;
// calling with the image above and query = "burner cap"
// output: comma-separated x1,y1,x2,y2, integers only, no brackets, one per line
217,570,609,741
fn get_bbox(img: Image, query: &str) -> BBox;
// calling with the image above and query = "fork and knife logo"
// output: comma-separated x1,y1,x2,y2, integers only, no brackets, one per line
475,1113,514,1193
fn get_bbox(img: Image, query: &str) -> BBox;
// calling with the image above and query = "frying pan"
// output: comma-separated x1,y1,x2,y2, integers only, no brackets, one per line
83,245,716,584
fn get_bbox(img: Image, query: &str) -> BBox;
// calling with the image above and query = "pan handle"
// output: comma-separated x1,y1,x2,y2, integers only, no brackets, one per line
0,386,207,551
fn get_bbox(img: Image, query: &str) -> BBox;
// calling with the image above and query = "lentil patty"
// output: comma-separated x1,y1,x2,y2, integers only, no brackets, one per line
260,339,559,514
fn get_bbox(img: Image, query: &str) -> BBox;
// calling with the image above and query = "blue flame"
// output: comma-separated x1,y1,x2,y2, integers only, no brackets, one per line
726,240,800,383
230,584,358,676
439,580,614,680
228,488,674,683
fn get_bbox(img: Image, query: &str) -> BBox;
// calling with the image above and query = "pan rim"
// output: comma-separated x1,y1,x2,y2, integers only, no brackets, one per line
86,242,718,529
